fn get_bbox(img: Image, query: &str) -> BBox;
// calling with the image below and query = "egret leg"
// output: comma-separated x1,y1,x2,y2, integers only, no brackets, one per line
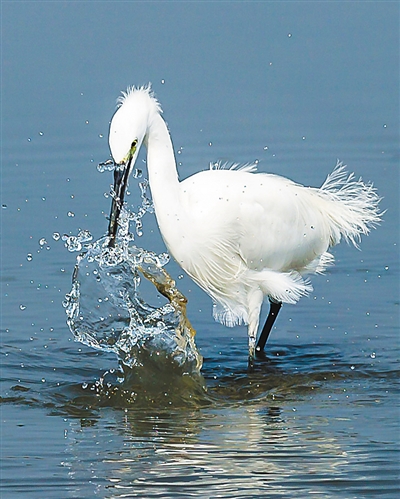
255,300,282,354
247,290,263,359
248,332,257,371
247,320,258,360
248,334,257,359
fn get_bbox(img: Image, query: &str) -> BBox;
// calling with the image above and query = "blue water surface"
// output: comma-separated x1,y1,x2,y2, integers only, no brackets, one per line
1,2,399,498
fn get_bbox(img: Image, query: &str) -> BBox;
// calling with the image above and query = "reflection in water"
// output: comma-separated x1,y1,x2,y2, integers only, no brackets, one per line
60,402,355,499
2,328,397,498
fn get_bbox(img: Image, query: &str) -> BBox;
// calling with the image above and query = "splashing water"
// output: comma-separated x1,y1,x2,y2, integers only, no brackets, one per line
64,235,202,374
63,162,203,378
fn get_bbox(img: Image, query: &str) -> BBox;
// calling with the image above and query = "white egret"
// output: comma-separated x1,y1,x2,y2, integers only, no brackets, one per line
107,85,381,358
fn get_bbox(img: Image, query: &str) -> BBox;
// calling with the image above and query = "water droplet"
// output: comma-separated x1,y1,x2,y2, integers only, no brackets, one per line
98,134,104,139
26,254,33,262
77,229,92,243
263,146,269,150
67,211,75,217
39,131,44,136
27,137,32,142
383,124,387,128
19,304,26,311
161,79,165,84
97,159,115,172
85,120,89,124
39,237,47,246
370,352,376,359
52,232,60,241
350,365,355,370
2,204,7,209
288,33,292,38
64,236,82,252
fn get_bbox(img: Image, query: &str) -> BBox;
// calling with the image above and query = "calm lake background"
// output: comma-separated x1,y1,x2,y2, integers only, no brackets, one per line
1,1,399,498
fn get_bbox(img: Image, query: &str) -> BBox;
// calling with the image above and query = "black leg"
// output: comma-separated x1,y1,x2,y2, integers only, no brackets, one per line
255,300,282,354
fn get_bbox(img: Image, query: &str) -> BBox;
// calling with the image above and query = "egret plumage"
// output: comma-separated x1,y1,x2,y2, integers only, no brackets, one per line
107,85,381,357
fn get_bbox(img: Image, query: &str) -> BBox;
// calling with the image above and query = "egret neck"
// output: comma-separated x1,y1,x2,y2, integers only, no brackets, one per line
145,113,182,249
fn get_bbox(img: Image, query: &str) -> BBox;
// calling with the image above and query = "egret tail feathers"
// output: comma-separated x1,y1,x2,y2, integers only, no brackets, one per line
318,161,382,247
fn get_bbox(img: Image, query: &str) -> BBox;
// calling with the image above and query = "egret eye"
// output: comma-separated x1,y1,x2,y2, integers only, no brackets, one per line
131,139,138,149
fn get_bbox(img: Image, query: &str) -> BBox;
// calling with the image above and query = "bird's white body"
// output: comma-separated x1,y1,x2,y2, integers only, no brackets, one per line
109,86,381,354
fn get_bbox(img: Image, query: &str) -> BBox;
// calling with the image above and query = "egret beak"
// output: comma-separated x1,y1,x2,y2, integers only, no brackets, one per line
107,140,138,247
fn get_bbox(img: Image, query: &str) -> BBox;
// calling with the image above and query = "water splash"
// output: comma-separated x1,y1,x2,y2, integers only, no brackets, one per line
63,229,93,252
64,163,202,377
64,236,202,374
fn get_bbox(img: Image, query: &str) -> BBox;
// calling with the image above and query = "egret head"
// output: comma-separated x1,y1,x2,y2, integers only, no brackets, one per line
109,85,161,165
107,85,161,246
